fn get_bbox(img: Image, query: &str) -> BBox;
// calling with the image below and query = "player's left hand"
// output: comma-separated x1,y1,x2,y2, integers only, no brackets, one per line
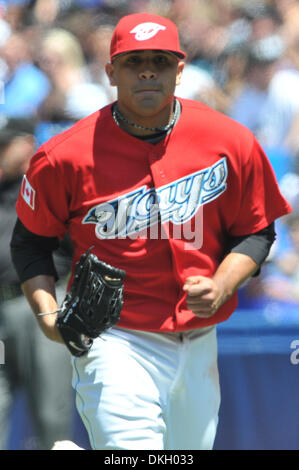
183,276,225,318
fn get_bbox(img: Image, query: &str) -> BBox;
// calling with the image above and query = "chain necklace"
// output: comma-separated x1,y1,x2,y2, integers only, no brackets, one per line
112,99,179,133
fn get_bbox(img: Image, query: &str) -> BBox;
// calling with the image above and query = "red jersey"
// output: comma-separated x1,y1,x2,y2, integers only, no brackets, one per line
16,98,292,332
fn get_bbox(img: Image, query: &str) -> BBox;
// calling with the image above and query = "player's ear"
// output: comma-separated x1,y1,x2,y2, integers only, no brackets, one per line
175,61,185,86
105,62,117,86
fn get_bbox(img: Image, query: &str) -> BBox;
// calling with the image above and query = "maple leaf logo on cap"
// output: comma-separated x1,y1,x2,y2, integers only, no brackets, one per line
130,22,166,41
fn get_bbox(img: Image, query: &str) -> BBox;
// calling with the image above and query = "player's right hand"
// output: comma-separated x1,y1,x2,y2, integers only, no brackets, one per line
183,275,225,318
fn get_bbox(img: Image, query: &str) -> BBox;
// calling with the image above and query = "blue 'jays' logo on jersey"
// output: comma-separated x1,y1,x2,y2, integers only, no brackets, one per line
83,157,228,239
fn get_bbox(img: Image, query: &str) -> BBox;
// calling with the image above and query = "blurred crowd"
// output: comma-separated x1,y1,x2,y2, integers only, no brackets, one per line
0,0,299,449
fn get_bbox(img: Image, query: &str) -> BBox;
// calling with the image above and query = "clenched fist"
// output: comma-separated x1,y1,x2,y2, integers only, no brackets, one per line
183,275,225,318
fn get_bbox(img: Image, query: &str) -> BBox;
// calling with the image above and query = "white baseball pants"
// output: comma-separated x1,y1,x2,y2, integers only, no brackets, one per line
72,325,220,450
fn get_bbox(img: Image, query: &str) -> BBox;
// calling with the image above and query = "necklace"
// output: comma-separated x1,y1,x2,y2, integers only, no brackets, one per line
112,99,179,133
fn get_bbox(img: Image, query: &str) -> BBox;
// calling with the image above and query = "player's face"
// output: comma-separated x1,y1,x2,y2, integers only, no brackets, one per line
105,50,184,126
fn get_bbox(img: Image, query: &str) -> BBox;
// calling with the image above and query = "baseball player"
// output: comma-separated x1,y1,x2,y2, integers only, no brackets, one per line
11,13,291,450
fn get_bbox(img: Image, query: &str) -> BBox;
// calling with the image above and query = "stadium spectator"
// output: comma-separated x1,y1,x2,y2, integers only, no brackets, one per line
38,28,109,121
229,34,299,159
0,31,51,118
0,117,74,450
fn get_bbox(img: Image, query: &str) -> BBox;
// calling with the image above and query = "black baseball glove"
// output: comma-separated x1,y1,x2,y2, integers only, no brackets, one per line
56,247,126,357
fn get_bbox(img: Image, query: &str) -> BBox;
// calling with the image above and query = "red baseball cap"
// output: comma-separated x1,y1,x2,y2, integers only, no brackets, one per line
110,12,186,61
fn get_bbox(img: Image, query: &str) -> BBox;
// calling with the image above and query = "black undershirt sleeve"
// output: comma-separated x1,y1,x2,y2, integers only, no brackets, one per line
10,218,72,284
228,222,276,264
227,222,276,277
10,218,276,284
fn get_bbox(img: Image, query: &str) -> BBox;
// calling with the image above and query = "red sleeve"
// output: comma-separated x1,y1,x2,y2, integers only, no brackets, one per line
16,146,69,239
228,137,292,236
